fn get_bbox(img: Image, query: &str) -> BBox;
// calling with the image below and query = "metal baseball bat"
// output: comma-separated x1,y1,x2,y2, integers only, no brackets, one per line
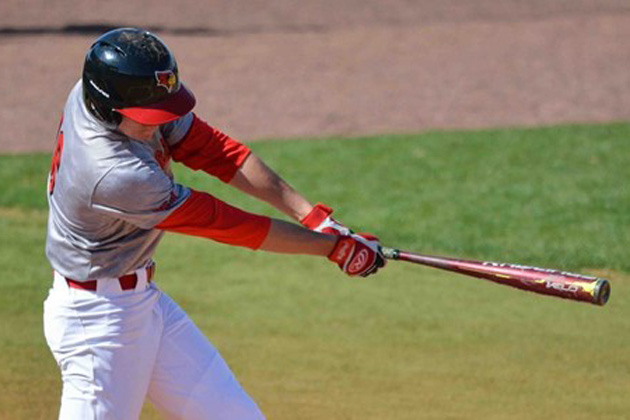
381,247,610,306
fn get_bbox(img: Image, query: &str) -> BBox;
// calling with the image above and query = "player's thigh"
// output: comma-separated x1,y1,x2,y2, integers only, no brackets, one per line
44,288,162,420
148,293,264,420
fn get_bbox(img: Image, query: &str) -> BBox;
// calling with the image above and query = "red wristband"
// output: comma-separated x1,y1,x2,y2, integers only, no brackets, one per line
300,203,333,229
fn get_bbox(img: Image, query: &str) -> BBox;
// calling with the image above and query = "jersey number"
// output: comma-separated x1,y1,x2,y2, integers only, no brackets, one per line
48,123,64,195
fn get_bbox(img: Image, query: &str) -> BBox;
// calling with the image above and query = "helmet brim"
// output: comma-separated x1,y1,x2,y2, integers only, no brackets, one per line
117,83,196,125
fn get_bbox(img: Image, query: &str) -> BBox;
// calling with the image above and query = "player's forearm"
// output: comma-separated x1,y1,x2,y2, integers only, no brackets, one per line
229,153,314,221
259,219,337,255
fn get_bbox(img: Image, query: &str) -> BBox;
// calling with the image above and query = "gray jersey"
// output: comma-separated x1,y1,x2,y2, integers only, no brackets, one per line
46,81,194,280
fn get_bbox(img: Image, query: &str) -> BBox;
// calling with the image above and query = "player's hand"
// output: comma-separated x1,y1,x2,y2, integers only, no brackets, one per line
300,203,352,236
328,234,386,277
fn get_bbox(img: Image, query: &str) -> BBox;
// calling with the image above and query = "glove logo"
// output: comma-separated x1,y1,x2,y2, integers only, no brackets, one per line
349,249,370,274
335,241,352,261
155,70,178,93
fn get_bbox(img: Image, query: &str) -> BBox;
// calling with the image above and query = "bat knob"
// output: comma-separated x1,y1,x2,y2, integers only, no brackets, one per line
594,279,611,306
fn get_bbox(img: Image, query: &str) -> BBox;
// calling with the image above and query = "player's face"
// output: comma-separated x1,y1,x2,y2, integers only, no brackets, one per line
118,116,160,141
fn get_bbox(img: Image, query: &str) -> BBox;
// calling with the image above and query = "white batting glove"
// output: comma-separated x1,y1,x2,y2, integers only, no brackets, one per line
300,203,352,236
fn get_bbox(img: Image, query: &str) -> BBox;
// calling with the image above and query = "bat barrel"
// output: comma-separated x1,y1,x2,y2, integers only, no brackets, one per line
381,247,611,306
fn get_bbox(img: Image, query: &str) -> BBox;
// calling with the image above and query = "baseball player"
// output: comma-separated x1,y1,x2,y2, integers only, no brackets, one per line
44,27,385,419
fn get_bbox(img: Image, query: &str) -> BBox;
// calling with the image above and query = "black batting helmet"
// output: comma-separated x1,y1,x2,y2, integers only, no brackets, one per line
82,27,195,125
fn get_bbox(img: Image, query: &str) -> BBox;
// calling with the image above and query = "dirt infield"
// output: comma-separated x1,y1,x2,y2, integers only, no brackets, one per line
2,1,629,153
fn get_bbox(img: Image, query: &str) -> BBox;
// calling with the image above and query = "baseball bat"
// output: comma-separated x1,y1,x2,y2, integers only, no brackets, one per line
381,247,610,306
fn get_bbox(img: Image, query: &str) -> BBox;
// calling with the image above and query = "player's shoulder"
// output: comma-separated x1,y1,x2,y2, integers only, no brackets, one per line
61,81,125,157
62,82,157,171
92,155,173,209
100,150,170,190
63,81,114,131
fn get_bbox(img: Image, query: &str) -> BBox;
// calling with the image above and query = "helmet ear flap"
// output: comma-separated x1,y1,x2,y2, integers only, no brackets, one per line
83,89,122,125
111,110,123,125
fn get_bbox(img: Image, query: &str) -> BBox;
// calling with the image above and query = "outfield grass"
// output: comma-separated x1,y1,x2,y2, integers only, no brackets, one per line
0,123,628,419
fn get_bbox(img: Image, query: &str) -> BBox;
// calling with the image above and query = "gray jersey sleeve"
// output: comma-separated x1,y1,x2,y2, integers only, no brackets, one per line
91,160,190,229
161,112,194,147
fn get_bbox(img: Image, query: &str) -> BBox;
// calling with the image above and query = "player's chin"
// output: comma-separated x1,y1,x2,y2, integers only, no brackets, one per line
134,127,160,141
140,133,157,141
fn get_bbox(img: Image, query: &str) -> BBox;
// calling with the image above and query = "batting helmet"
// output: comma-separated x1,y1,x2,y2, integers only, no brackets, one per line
82,27,195,125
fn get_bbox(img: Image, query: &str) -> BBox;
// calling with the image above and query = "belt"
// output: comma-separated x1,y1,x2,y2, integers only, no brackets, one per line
65,263,155,291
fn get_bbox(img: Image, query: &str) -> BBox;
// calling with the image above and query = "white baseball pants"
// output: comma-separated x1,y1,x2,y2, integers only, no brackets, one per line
44,270,265,420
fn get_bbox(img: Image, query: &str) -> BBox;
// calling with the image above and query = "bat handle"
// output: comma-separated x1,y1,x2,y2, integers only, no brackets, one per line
381,246,400,260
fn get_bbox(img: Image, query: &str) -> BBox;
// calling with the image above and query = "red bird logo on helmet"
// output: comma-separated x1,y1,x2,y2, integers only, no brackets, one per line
155,70,178,93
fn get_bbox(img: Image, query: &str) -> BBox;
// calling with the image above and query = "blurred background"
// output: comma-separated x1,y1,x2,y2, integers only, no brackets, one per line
2,0,629,153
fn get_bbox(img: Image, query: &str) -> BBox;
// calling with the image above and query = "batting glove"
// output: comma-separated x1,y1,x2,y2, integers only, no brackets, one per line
328,234,386,277
301,203,352,236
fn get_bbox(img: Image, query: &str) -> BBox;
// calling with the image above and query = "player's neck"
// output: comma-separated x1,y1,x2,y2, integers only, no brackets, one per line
118,117,160,141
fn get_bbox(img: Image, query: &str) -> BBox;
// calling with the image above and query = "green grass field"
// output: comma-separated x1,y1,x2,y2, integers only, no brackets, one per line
0,123,628,419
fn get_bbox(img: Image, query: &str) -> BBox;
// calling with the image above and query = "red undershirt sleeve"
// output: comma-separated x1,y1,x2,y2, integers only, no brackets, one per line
155,189,272,250
169,114,251,183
